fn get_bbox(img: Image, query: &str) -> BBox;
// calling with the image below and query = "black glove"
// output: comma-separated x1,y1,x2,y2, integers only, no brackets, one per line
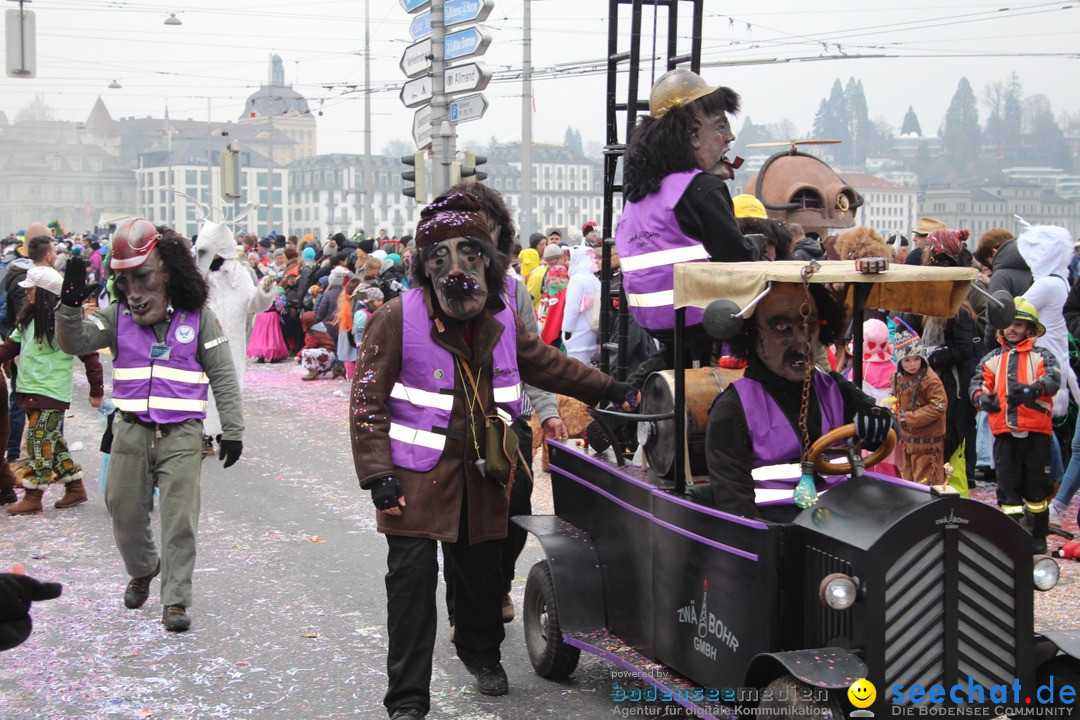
853,406,892,451
60,257,100,308
1007,383,1040,408
0,572,62,651
370,475,403,511
605,381,639,411
975,393,1001,413
218,439,243,468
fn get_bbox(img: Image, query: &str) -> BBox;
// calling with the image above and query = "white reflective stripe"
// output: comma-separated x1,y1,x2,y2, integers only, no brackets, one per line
389,422,446,451
152,366,209,384
113,398,149,412
112,366,153,381
492,383,522,404
626,289,674,308
148,397,207,411
91,316,107,331
390,383,454,411
619,244,709,272
204,336,227,350
495,408,514,424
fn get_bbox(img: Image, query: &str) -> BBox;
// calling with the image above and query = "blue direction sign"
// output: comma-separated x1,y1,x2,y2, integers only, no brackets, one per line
410,0,492,40
409,12,431,40
445,0,493,28
399,0,431,13
444,26,491,62
449,93,488,124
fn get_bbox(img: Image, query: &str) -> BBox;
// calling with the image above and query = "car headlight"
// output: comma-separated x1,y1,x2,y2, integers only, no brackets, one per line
819,573,858,610
1033,556,1059,592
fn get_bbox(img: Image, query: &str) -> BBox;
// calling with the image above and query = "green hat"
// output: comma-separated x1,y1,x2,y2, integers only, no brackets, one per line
1013,297,1046,337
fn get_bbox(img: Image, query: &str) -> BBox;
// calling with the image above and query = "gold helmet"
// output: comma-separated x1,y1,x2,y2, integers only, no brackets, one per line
648,68,717,118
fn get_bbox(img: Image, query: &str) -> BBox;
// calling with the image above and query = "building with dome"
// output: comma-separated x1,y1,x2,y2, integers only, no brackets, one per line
238,54,317,165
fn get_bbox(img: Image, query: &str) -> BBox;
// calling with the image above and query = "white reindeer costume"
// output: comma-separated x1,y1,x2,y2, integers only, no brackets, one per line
195,211,275,440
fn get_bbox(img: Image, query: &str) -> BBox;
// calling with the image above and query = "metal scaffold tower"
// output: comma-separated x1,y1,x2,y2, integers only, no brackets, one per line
599,0,705,380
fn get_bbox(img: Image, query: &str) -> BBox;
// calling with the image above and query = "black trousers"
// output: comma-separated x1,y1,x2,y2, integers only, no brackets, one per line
993,433,1052,506
443,416,533,621
384,506,505,715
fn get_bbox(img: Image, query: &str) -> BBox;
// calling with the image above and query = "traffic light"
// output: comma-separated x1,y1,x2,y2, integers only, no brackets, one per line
461,152,488,182
401,151,426,204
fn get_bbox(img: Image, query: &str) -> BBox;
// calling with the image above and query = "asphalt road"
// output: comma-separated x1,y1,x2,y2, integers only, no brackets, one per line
0,358,653,720
1,358,1077,720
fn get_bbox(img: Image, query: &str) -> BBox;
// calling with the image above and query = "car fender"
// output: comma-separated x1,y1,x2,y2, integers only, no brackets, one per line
512,514,605,633
1035,630,1080,663
744,647,868,691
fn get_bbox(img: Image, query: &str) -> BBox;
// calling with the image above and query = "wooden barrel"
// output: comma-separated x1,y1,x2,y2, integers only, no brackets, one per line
639,367,743,478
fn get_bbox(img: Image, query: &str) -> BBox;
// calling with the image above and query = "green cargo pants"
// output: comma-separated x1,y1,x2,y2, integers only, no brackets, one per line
105,416,203,609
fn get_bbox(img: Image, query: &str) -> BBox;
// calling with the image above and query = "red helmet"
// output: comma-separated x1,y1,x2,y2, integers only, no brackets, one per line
110,217,161,270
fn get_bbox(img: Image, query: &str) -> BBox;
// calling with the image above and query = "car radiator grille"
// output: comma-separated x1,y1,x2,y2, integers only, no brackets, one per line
805,545,853,645
884,530,1017,700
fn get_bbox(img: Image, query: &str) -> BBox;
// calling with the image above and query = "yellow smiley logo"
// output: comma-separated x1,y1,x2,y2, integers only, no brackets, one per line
848,678,876,708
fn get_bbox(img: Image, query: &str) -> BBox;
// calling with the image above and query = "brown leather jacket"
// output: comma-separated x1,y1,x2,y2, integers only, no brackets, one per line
351,286,614,543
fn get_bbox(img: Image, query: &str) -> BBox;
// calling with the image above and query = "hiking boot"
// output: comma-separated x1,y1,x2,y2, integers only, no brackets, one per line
124,560,160,609
0,486,17,505
1031,509,1050,556
202,435,215,458
465,662,508,696
6,487,44,515
162,605,191,632
389,708,425,720
54,479,88,509
332,364,347,379
301,369,319,381
501,593,514,623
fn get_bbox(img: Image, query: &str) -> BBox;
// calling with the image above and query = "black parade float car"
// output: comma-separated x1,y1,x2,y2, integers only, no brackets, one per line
514,260,1080,718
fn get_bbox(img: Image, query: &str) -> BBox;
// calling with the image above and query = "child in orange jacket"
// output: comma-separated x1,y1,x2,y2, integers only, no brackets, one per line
970,298,1061,554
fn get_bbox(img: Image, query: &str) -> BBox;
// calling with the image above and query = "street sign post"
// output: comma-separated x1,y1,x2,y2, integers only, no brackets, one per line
443,61,491,95
412,105,433,149
399,75,432,108
444,26,491,62
399,0,431,13
399,38,432,78
448,93,489,124
410,0,493,39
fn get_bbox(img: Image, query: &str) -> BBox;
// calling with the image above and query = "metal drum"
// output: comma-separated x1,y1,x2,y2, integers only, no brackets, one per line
638,367,743,478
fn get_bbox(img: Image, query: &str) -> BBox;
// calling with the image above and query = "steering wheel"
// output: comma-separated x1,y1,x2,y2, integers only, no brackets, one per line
808,423,897,475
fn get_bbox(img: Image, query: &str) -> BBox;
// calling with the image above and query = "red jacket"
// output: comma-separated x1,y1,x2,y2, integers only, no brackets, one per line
971,336,1060,436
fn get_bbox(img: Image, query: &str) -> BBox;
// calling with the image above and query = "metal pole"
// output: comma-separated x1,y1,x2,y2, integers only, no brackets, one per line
520,0,533,239
431,0,451,195
363,0,374,240
206,97,213,209
268,109,274,238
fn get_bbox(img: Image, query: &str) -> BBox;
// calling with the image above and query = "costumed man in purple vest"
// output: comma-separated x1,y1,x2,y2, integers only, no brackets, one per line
55,218,243,633
351,192,634,720
706,283,893,522
616,68,762,388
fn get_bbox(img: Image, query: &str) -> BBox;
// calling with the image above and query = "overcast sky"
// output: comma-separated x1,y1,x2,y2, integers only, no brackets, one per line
4,0,1079,158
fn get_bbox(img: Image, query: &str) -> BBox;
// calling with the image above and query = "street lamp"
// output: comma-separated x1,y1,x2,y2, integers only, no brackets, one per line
108,79,121,89
164,13,181,26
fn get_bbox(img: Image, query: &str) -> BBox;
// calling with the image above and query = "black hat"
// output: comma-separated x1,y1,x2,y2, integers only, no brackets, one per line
529,232,546,249
358,238,375,254
331,232,347,245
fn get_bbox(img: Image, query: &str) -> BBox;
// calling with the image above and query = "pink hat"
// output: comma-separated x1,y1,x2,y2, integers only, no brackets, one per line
862,319,893,363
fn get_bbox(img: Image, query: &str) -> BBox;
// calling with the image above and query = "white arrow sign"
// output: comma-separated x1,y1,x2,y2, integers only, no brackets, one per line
449,92,488,124
444,61,491,95
400,38,432,79
412,105,432,150
400,75,432,108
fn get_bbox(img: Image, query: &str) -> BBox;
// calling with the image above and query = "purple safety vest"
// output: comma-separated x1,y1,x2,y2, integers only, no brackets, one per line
615,170,709,332
112,306,209,424
388,289,523,473
732,371,846,467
